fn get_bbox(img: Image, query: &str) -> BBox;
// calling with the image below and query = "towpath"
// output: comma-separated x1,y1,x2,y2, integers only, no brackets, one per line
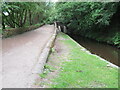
2,25,55,88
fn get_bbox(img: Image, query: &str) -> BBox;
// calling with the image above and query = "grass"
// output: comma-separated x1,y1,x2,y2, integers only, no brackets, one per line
81,27,120,48
40,33,118,88
39,64,56,78
0,29,2,34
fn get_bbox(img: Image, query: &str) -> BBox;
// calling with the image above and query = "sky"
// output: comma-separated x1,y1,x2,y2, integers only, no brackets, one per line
49,0,58,2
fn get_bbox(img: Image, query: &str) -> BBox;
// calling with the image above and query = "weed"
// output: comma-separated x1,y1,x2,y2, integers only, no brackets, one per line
39,64,56,78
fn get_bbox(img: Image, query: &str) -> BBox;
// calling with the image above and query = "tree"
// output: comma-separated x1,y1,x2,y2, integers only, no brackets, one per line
1,2,54,29
54,2,119,34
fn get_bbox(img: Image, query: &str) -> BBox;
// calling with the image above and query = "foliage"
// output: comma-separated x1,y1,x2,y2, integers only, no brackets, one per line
1,2,120,46
1,2,53,29
55,2,119,33
53,2,120,47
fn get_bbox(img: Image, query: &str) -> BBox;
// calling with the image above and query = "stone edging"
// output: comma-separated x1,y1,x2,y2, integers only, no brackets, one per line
2,24,44,38
32,25,57,74
28,25,57,88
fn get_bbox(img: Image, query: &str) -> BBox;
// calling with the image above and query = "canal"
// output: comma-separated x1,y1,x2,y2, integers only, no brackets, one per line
70,35,119,67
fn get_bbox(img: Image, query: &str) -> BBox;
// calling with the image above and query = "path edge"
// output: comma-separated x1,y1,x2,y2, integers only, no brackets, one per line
28,25,57,88
32,25,57,74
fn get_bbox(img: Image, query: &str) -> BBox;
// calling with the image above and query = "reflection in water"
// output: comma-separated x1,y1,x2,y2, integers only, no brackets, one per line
70,35,119,66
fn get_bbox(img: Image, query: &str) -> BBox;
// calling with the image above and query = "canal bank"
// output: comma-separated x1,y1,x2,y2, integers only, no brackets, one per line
35,32,118,88
70,35,119,67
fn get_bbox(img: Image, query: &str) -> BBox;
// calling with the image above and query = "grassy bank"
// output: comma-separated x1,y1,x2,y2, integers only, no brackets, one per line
69,23,120,48
78,28,120,48
37,33,118,88
69,20,120,48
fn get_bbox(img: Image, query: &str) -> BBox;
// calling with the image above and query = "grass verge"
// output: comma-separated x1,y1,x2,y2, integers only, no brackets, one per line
39,32,118,88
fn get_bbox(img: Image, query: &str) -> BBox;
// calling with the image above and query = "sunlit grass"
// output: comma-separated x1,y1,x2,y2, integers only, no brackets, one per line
49,33,118,88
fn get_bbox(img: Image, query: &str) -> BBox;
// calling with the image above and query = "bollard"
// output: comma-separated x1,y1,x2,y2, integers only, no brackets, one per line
63,26,67,33
58,26,61,32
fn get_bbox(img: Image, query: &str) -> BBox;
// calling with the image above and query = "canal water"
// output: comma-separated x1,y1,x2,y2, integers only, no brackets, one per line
70,35,119,67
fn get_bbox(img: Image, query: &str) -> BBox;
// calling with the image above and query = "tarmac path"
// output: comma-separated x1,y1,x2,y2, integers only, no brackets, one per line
2,25,55,88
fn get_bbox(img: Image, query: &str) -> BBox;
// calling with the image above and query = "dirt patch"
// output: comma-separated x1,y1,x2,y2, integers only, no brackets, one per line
32,33,70,88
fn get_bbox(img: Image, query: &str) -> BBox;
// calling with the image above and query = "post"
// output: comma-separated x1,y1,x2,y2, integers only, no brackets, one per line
54,22,57,29
63,26,67,33
58,26,61,32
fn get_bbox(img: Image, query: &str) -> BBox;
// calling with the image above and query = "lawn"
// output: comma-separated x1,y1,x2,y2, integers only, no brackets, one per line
39,32,118,88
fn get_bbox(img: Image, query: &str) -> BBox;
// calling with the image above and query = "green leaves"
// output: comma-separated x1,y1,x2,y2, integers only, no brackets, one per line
55,2,119,34
2,2,54,29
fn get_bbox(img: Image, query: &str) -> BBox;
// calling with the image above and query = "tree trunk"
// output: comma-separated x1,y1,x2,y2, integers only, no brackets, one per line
2,19,5,29
29,10,32,25
22,10,27,27
19,9,25,27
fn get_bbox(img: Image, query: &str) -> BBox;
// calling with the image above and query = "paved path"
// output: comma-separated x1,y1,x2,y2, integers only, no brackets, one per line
0,37,2,89
2,25,55,88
